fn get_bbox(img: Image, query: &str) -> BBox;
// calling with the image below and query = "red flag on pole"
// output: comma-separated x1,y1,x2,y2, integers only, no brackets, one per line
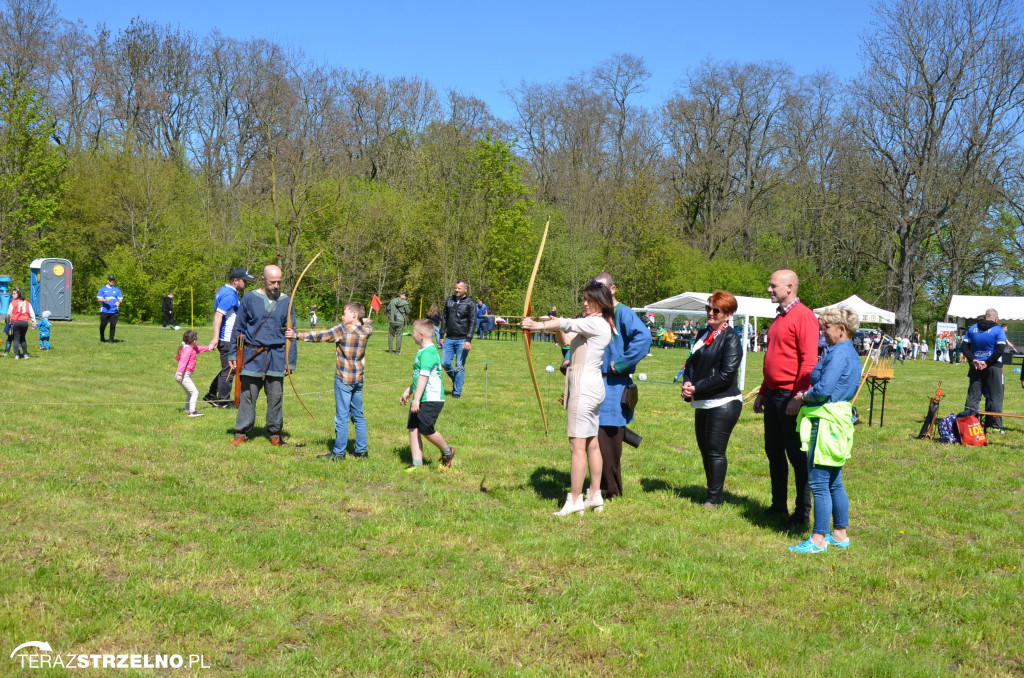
370,294,382,313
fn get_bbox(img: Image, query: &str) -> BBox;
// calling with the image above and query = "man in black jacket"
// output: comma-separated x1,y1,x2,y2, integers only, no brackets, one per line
162,292,175,329
439,279,477,398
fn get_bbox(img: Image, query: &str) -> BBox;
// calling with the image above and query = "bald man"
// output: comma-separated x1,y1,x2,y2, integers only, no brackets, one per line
753,270,819,530
230,265,297,447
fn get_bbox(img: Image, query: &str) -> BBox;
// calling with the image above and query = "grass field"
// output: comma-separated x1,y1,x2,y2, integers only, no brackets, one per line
1,318,1022,676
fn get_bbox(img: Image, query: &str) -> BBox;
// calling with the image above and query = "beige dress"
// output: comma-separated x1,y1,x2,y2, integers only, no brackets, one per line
560,316,613,437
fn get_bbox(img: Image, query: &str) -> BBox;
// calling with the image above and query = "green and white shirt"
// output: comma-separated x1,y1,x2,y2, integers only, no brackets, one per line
412,344,445,402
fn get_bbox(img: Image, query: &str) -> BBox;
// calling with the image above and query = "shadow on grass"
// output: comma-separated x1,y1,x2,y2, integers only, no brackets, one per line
391,444,412,465
529,466,571,501
640,478,791,533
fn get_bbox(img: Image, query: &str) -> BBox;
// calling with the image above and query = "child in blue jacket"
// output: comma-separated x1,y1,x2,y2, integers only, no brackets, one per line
34,311,52,350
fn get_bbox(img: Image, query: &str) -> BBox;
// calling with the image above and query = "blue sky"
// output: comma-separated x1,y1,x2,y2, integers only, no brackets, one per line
57,0,875,120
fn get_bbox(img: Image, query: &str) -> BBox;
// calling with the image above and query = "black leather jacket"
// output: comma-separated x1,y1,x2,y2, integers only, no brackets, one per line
682,327,742,400
441,294,477,340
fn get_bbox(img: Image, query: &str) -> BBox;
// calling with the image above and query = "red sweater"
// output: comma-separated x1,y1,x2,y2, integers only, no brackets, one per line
760,302,819,394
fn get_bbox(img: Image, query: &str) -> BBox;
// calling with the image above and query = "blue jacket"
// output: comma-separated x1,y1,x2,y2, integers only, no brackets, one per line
599,302,652,426
230,290,297,378
804,340,861,404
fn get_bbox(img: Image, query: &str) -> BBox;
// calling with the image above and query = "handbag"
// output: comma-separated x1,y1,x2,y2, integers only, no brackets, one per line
955,414,987,446
620,383,639,411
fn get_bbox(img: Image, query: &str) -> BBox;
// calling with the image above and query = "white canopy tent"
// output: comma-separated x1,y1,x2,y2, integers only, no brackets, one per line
637,291,778,319
946,295,1024,322
633,291,779,391
813,294,895,325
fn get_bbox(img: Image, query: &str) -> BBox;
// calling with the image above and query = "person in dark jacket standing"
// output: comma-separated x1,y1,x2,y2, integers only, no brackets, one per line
963,309,1008,435
162,292,175,329
681,290,743,508
387,292,411,354
440,279,477,398
229,265,296,447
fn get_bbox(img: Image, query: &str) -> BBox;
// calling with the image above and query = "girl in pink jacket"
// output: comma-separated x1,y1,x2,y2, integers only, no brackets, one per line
176,330,212,417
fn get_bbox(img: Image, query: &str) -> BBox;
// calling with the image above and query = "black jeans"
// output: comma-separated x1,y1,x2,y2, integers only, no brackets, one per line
100,312,118,342
207,340,234,402
694,399,742,504
965,365,1004,431
163,311,174,328
763,388,811,520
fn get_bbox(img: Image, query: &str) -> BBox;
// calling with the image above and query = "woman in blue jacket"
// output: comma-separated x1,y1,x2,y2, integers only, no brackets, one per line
790,305,862,554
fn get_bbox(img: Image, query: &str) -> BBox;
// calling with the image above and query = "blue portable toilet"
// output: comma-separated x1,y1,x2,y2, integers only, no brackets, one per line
29,258,73,320
0,274,11,315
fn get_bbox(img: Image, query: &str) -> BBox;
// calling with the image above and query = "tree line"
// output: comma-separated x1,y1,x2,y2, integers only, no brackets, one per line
0,0,1022,334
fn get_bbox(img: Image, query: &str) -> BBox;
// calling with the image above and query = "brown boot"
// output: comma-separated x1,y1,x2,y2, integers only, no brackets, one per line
269,435,287,447
231,433,248,446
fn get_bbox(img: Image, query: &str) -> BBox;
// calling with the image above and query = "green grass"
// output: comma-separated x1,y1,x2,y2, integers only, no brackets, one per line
1,318,1022,676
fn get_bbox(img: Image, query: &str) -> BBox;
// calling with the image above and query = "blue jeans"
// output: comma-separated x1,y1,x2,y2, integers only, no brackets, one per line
807,421,850,535
39,336,50,349
334,378,367,455
441,337,470,395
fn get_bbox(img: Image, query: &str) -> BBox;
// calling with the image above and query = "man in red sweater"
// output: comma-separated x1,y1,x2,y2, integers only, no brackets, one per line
753,270,820,530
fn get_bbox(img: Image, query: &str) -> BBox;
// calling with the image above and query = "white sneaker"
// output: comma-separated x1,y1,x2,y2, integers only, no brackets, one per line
552,492,585,516
187,411,205,418
584,489,604,513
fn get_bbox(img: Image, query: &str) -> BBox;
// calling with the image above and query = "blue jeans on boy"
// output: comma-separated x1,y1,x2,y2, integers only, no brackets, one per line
441,337,469,396
39,336,50,350
334,378,367,455
807,421,850,535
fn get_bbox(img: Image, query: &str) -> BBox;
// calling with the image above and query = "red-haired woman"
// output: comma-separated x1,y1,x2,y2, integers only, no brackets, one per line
681,290,743,508
523,281,615,516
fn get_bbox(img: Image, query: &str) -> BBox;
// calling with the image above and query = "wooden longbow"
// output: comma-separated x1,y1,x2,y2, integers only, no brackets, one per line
523,218,550,436
285,250,323,419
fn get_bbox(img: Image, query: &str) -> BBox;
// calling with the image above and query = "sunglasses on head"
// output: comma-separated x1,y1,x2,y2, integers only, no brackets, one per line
705,306,724,315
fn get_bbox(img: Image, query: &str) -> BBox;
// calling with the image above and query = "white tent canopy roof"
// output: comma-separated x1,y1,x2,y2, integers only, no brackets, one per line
814,294,895,325
946,295,1024,322
636,291,778,318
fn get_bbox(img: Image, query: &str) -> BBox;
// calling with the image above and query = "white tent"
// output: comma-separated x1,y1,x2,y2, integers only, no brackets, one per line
633,291,779,390
946,295,1024,322
814,294,895,324
637,291,778,318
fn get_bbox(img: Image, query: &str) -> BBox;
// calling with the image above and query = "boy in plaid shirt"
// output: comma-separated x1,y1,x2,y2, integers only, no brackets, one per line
286,302,373,460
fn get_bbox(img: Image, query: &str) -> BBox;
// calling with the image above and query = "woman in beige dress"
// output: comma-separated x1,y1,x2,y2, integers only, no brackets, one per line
523,281,615,516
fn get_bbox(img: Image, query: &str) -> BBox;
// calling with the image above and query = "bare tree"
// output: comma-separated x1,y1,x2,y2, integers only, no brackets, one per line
851,0,1024,335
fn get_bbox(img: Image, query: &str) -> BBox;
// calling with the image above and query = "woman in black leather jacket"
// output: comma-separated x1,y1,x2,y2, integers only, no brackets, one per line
681,290,743,508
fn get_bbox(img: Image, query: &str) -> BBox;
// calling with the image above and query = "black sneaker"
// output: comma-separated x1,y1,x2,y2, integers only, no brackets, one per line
350,451,368,458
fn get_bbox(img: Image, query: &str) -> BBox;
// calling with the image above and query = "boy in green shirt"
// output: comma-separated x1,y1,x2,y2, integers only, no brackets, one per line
400,319,455,470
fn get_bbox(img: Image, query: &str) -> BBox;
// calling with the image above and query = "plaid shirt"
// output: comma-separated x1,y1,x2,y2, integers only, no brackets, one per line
777,297,802,316
296,321,373,384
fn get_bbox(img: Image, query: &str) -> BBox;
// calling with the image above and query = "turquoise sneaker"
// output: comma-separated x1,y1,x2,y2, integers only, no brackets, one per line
788,538,827,554
826,533,850,549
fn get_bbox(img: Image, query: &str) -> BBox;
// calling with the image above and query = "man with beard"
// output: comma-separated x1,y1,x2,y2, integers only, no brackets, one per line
230,265,296,447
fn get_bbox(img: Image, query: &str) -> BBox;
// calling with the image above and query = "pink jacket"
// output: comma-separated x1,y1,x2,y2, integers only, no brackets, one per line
176,344,211,375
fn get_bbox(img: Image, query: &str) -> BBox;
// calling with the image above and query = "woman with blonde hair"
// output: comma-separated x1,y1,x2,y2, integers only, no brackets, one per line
790,305,861,553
